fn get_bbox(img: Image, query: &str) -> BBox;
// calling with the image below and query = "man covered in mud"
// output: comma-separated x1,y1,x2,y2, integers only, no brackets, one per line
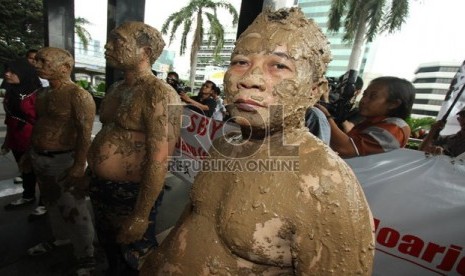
28,47,96,272
141,8,374,275
87,22,181,274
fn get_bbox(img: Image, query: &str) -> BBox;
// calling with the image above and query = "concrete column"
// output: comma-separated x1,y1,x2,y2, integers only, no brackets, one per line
105,0,146,88
43,0,75,58
236,0,294,38
236,0,265,38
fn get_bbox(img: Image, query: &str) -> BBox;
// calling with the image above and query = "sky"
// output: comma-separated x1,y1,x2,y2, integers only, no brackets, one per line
75,0,465,81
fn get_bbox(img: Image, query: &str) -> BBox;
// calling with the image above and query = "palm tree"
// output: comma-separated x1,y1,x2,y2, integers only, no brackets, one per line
161,0,238,88
75,17,92,51
328,0,410,71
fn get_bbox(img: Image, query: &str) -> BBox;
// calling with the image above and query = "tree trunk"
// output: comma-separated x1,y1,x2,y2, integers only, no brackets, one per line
347,13,368,71
190,11,203,90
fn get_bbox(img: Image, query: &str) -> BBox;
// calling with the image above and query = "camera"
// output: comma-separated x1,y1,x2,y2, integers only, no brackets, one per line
166,77,185,94
320,70,360,125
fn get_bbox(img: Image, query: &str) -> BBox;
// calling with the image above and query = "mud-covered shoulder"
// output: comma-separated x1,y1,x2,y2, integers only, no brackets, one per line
70,84,96,113
298,133,357,182
144,76,181,106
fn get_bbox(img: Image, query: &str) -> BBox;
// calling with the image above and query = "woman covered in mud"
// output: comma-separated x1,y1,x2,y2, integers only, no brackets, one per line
141,8,375,275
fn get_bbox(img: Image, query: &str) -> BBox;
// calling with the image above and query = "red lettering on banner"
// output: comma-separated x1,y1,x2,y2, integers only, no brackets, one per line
377,227,400,248
185,113,213,137
457,257,465,274
374,218,465,274
180,140,197,157
187,114,199,132
398,235,424,257
422,243,446,262
198,117,208,136
177,139,208,158
437,245,463,271
210,120,224,141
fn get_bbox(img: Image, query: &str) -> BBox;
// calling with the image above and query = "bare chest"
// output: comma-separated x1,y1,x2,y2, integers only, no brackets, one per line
101,87,146,131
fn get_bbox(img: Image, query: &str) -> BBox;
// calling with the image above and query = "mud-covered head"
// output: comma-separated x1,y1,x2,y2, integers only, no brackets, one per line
35,47,74,81
224,8,332,133
105,21,165,69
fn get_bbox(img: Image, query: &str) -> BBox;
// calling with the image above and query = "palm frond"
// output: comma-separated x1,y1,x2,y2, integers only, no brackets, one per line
215,2,239,25
180,19,192,56
365,0,385,42
161,0,239,86
328,0,348,32
74,16,92,50
382,0,409,33
205,12,225,56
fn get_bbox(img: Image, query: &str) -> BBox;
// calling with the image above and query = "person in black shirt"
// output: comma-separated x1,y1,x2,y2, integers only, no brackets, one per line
180,80,217,117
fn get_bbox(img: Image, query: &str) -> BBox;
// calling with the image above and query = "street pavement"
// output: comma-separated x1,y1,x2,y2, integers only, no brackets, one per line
0,97,191,275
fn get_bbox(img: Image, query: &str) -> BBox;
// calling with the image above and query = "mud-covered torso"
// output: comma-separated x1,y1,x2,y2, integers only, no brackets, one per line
192,133,299,267
88,77,180,182
190,129,374,272
32,84,91,151
142,129,374,275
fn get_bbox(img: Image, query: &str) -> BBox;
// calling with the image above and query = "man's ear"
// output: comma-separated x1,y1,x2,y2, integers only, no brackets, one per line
142,46,152,62
61,63,72,74
388,99,402,110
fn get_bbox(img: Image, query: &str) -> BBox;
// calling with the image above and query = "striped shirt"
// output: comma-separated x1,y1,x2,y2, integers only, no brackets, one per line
347,116,410,156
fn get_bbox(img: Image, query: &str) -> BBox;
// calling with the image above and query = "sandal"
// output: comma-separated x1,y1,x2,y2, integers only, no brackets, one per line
27,239,71,256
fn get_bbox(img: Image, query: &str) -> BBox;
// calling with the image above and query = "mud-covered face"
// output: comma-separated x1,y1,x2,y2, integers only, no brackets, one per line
35,49,69,80
105,25,144,69
224,32,314,131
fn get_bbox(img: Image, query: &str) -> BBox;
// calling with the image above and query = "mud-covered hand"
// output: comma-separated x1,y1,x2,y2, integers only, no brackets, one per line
117,215,148,244
63,166,89,199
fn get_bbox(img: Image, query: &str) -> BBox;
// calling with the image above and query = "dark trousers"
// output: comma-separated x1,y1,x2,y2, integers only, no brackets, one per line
12,150,36,199
89,176,164,275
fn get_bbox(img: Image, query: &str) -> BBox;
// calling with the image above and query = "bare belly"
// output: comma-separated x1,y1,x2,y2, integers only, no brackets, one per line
32,120,76,151
88,126,146,182
141,212,293,276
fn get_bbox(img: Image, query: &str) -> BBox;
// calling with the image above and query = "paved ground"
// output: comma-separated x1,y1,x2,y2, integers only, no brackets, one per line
0,98,192,275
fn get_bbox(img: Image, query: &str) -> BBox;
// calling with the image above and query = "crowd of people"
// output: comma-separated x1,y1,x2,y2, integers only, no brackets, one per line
0,6,464,276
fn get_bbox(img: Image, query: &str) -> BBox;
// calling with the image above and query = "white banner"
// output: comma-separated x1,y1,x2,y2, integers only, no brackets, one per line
346,150,465,275
168,108,239,184
169,107,465,275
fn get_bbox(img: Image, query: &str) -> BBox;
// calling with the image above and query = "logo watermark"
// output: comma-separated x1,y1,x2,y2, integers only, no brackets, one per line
168,158,299,173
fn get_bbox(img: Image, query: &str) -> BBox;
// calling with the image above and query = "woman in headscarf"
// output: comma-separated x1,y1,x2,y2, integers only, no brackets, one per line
2,58,42,209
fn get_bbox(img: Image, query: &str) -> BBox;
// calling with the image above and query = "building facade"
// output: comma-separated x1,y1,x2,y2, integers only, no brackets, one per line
297,0,370,78
194,29,237,88
411,61,461,118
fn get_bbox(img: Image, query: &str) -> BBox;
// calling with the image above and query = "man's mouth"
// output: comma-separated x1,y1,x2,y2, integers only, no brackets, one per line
234,99,265,112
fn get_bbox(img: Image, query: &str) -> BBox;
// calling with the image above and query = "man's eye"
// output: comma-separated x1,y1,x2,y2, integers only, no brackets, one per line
274,63,289,70
231,60,248,66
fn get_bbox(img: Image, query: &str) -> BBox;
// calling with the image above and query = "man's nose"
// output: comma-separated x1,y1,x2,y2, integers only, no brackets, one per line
237,67,266,91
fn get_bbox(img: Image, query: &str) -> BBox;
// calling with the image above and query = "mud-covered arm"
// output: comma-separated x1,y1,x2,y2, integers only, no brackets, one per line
118,92,181,243
291,156,374,275
69,89,96,178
